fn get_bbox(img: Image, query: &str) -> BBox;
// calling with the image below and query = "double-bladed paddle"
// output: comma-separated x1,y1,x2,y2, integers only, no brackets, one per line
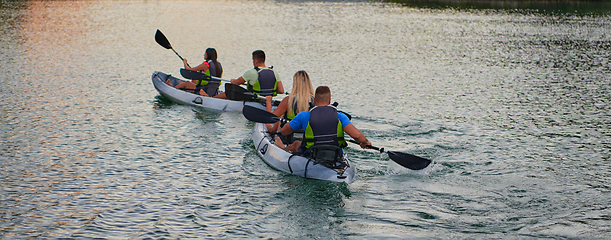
178,64,290,101
178,70,271,103
225,83,259,101
180,68,231,83
181,70,279,103
347,140,431,170
242,104,287,123
222,84,281,106
155,29,191,68
242,105,432,170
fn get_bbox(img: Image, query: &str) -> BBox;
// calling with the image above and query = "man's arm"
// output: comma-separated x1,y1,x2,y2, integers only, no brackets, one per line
280,122,295,136
343,124,371,149
281,112,306,135
231,76,246,85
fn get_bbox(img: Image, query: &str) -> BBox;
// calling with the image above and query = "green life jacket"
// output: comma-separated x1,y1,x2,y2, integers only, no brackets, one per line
278,96,314,145
195,68,211,87
284,96,314,120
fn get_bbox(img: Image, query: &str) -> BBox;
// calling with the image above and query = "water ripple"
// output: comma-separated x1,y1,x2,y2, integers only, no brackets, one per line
2,1,611,239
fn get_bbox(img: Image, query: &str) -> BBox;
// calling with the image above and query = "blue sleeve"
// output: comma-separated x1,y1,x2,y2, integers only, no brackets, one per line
338,112,352,128
289,111,309,131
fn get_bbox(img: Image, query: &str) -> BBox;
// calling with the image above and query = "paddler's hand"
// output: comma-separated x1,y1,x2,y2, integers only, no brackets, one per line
359,140,372,149
183,58,189,67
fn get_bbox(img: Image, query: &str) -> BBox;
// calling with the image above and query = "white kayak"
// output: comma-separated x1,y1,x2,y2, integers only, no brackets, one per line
251,122,357,183
151,71,245,111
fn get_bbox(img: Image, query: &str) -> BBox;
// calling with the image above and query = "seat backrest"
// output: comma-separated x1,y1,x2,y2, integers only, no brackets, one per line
302,145,343,166
204,82,220,97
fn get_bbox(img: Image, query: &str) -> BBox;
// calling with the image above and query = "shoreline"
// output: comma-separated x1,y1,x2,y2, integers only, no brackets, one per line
377,0,611,13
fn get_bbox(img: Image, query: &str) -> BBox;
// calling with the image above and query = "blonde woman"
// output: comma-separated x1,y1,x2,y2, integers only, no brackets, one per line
269,70,314,152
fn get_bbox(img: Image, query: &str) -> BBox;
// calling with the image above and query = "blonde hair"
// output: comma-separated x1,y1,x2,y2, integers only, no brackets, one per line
288,70,314,116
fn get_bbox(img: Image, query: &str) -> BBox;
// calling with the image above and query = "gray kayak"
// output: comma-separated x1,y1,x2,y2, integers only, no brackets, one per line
151,71,245,111
251,122,357,183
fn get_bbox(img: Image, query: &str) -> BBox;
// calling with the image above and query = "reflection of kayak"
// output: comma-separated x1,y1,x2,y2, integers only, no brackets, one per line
151,71,245,111
251,122,357,183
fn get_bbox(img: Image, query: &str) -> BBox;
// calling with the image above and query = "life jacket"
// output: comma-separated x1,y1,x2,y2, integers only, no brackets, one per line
207,60,223,78
194,60,223,97
284,96,314,120
247,67,277,97
194,61,223,97
279,96,314,145
193,68,211,87
300,106,348,152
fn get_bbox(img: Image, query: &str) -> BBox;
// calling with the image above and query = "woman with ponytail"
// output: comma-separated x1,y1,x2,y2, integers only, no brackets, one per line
268,70,315,152
167,48,223,97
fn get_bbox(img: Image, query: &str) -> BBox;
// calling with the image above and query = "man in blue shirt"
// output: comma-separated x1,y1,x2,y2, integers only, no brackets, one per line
279,86,371,153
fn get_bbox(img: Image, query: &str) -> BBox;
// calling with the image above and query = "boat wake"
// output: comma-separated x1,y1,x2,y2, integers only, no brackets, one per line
386,161,443,176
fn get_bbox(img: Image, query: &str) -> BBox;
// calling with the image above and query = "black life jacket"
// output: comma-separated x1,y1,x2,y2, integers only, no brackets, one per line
195,61,223,97
299,106,347,152
207,60,223,78
247,67,277,96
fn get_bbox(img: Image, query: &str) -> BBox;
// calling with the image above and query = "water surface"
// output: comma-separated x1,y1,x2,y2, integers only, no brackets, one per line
1,0,610,238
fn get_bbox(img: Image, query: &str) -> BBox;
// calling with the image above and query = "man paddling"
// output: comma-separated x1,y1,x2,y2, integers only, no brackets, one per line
215,50,284,111
278,86,371,153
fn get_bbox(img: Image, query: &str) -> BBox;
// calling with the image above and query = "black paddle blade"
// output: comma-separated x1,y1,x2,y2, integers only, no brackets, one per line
180,68,210,80
347,139,431,170
155,29,172,49
225,83,247,94
242,105,279,123
226,83,255,101
387,151,432,170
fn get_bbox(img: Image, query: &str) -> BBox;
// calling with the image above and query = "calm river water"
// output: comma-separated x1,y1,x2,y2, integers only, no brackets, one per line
1,0,610,239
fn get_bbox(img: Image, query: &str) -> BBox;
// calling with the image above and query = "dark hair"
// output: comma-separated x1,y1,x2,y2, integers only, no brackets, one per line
252,50,266,63
205,48,221,77
314,86,331,104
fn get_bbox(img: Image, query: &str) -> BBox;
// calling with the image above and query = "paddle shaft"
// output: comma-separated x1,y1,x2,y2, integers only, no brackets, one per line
347,139,432,170
348,139,383,152
172,49,191,68
180,68,230,82
155,29,191,68
212,76,230,82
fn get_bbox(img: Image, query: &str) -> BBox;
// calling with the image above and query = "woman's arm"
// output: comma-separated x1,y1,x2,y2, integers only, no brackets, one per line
272,97,289,116
183,59,209,72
